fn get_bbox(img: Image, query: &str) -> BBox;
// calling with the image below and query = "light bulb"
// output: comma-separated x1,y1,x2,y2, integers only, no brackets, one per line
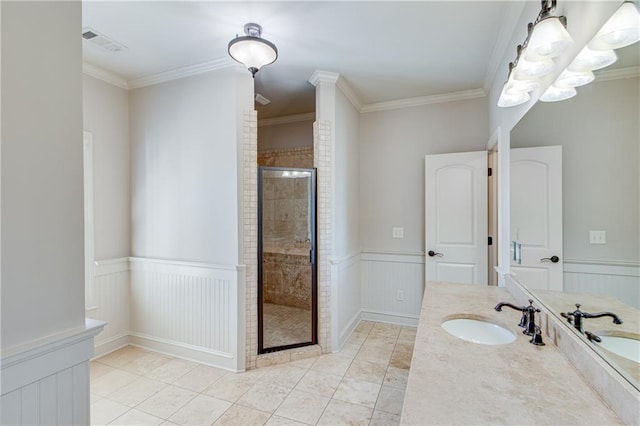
505,77,540,95
555,69,595,88
513,53,555,80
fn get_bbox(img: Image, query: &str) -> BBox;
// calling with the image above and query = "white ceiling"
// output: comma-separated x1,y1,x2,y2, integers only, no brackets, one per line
81,1,527,118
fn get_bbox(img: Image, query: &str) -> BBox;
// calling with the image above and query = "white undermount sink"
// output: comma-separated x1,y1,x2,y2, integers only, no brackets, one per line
441,318,516,345
595,334,640,363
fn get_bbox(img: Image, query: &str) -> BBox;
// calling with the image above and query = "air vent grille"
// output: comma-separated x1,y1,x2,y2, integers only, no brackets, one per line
82,27,127,53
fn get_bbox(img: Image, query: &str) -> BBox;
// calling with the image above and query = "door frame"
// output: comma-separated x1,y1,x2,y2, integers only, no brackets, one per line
257,166,318,354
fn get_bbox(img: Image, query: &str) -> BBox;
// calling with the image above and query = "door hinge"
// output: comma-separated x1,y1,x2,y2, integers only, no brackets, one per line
488,167,493,177
488,236,493,246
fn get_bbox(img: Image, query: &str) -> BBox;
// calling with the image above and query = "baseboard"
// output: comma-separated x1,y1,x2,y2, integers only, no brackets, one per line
337,310,362,350
93,333,130,359
129,333,239,372
361,310,419,327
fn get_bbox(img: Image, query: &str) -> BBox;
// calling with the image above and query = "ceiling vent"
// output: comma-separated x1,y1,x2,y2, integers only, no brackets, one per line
82,27,127,53
255,93,271,106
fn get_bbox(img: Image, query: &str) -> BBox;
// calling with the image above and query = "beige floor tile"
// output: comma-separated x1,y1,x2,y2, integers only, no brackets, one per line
383,366,409,389
91,369,140,397
258,364,307,389
310,353,352,376
363,334,398,349
238,366,273,381
347,332,368,346
91,362,116,381
107,377,167,407
375,385,405,415
333,377,381,408
213,404,271,426
392,341,414,354
168,394,232,425
334,343,361,359
264,415,308,425
120,352,172,376
145,358,197,384
98,346,148,368
90,398,129,425
109,408,164,425
371,323,401,335
316,399,373,426
344,359,387,385
172,364,227,392
389,351,412,370
369,409,401,426
236,382,291,413
203,373,255,402
294,369,342,398
398,326,417,341
91,393,103,404
354,321,375,333
287,356,317,369
136,384,197,419
354,347,392,366
274,390,330,424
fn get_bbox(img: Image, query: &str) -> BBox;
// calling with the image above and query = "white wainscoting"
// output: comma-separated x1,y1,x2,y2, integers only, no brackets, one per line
91,258,130,357
361,250,425,326
1,320,105,425
563,259,640,309
333,252,362,349
129,257,243,371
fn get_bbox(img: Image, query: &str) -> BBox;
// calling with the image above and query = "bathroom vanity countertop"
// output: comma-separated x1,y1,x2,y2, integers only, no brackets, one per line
400,281,621,425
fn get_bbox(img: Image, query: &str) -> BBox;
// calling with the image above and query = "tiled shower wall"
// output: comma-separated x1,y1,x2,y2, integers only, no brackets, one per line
258,146,313,168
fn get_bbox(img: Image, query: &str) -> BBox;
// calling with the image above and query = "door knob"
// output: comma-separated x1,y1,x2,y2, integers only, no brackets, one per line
428,250,444,257
540,255,560,263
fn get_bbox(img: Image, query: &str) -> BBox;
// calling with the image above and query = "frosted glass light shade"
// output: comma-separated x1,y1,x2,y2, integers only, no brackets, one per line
498,88,530,107
525,17,574,61
228,37,278,74
555,69,595,87
589,2,640,51
513,54,555,80
540,84,577,102
568,46,617,72
505,77,540,95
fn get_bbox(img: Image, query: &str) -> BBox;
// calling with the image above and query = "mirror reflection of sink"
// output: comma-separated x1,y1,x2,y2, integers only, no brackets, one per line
594,333,640,363
441,317,516,345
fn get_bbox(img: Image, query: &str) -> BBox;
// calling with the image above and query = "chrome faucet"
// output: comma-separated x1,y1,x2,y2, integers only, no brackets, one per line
495,299,544,345
560,303,623,335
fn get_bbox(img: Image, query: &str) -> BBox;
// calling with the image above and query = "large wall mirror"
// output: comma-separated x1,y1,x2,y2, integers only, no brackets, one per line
509,42,639,390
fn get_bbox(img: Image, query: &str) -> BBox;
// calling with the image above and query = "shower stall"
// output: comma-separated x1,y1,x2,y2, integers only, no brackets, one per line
258,167,317,353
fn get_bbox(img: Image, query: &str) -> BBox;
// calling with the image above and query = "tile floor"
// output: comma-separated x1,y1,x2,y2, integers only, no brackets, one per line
263,303,312,348
90,321,417,426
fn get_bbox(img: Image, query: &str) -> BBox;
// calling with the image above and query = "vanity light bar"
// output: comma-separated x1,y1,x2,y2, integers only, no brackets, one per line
540,1,640,102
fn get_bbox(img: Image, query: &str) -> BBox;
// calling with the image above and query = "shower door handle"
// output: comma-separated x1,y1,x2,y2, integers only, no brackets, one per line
310,249,315,265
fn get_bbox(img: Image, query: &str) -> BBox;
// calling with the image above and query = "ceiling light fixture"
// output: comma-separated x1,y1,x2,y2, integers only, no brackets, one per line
228,23,278,78
588,1,640,51
497,0,572,108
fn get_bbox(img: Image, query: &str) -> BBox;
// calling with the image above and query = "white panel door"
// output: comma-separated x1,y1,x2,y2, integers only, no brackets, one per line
511,146,563,291
425,151,488,285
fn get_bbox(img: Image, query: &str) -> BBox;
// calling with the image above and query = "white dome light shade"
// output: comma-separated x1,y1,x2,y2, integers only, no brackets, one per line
555,69,595,87
498,89,530,107
513,54,555,80
540,84,577,102
505,77,540,95
568,46,617,72
228,23,278,77
524,17,574,61
589,2,640,51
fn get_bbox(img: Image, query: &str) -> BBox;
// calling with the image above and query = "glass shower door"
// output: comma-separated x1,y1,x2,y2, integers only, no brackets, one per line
258,167,317,353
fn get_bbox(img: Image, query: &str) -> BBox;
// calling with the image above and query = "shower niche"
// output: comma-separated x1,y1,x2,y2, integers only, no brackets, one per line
258,167,317,353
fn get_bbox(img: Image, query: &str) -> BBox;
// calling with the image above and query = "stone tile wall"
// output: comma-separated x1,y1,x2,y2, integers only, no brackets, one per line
258,146,313,168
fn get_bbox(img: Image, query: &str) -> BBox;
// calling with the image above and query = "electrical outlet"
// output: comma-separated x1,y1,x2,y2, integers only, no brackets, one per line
396,290,404,301
392,227,404,239
589,230,606,244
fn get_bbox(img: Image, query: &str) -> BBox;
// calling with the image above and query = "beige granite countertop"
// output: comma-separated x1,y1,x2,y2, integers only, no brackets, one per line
400,281,621,425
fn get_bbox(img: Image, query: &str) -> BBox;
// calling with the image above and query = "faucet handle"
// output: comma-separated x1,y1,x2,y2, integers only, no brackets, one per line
530,326,545,346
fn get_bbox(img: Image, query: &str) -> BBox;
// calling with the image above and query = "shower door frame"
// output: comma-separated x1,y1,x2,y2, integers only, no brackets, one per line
257,166,318,354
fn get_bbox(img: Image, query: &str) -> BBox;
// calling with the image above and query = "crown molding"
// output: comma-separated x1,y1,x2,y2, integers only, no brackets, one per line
128,57,238,89
336,76,363,112
258,112,316,127
82,62,128,90
361,88,486,113
595,66,640,82
308,70,340,87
